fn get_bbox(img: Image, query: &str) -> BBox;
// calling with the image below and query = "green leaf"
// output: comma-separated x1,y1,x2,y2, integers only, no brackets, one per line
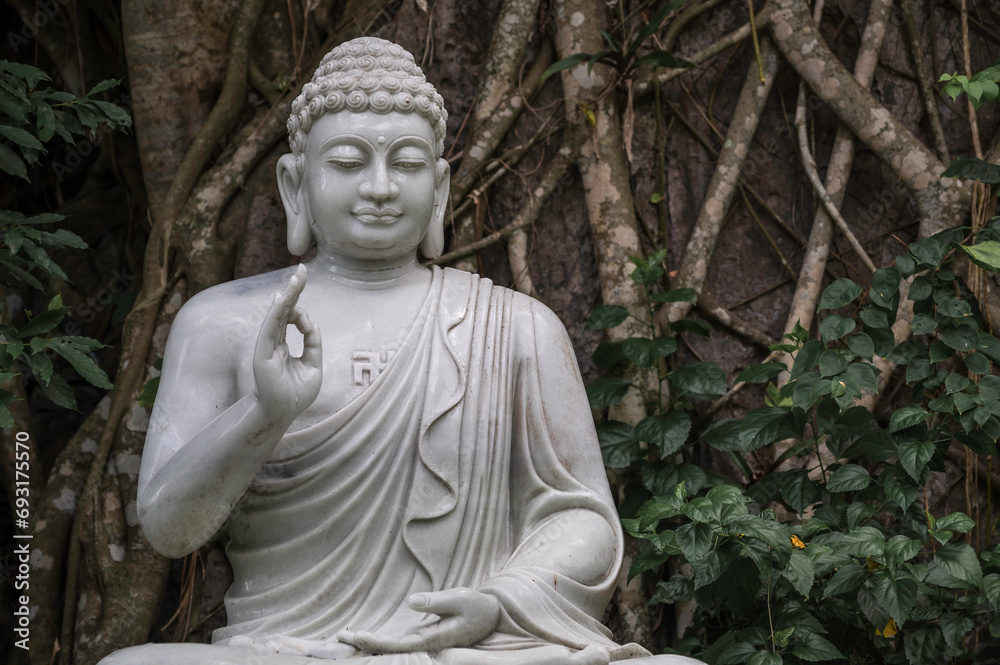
885,536,922,569
0,142,28,180
819,278,862,310
49,339,114,390
542,53,593,80
36,103,55,142
621,338,655,367
790,340,823,380
935,542,983,585
959,240,1000,271
783,549,814,598
847,333,874,360
736,361,786,384
965,351,991,374
842,526,885,557
45,228,87,249
874,575,918,627
22,239,68,280
675,521,714,562
770,469,820,513
870,267,901,309
889,406,930,432
670,361,726,400
910,313,937,335
693,549,726,589
791,632,843,661
818,350,848,377
728,514,789,551
585,304,630,329
649,287,696,303
983,573,1000,608
85,78,122,96
826,464,872,492
630,262,664,286
897,439,935,481
626,0,684,55
942,157,1000,184
939,612,973,650
138,375,159,408
823,562,865,598
909,237,944,267
941,325,977,352
740,407,796,451
883,471,919,509
896,252,917,276
596,420,640,468
701,418,743,451
635,411,691,457
17,307,66,339
0,123,43,150
935,512,976,534
904,626,944,665
598,29,620,52
818,315,856,343
649,336,677,359
716,642,757,665
859,305,890,330
38,372,76,410
0,60,50,85
944,372,972,394
668,318,711,336
586,375,631,408
628,548,671,580
746,652,782,665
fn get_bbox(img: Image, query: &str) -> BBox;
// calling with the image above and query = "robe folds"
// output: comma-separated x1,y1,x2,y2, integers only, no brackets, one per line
216,267,627,655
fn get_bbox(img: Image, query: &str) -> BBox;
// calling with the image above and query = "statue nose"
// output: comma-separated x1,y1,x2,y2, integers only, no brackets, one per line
359,165,400,202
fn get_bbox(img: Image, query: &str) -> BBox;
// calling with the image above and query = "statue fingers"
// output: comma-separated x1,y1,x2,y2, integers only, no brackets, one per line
408,588,478,616
336,630,410,654
288,307,323,370
398,617,481,652
410,588,500,630
255,292,287,362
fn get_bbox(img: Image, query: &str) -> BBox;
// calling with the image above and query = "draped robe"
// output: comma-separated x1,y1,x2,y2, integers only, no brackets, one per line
102,268,683,665
216,267,623,654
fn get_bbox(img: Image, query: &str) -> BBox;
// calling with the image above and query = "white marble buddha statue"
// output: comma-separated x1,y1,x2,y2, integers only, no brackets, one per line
100,37,703,665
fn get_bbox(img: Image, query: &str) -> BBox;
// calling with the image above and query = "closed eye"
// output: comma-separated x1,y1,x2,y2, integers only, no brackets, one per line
330,159,364,169
393,160,427,170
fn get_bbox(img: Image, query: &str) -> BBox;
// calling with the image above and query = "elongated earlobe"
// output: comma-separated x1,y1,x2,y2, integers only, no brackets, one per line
419,158,450,260
277,154,314,256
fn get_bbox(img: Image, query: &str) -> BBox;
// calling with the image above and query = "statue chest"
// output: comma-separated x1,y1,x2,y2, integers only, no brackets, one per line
288,298,424,419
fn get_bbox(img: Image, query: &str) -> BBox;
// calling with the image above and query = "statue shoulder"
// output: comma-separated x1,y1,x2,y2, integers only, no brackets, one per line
509,290,569,338
169,268,299,346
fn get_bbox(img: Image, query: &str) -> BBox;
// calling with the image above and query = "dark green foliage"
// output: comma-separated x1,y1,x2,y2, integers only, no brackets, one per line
542,1,693,83
0,62,130,420
588,226,1000,663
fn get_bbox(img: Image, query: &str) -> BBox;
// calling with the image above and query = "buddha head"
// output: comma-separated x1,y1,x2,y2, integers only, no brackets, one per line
277,37,450,261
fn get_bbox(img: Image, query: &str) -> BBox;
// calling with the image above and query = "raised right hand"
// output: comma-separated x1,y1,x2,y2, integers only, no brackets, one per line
253,264,323,422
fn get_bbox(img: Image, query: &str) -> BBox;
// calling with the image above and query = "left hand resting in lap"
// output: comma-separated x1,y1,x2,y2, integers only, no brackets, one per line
338,588,501,653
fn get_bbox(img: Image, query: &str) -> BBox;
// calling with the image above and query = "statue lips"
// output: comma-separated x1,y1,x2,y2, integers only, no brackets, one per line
353,208,403,224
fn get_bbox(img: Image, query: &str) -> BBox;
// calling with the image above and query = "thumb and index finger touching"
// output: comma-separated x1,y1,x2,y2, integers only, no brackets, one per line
256,264,321,362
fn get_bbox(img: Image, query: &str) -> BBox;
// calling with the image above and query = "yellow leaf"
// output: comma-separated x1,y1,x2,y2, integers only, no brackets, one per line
585,108,596,126
790,535,806,549
876,618,898,638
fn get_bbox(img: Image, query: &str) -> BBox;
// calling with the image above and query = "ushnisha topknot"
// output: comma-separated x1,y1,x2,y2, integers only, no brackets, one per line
286,37,448,165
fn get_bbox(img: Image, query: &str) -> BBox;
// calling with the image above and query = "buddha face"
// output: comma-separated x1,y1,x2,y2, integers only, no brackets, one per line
278,110,449,264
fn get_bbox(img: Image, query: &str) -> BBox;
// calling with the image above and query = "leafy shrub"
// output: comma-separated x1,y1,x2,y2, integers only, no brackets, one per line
589,227,1000,664
0,61,132,421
